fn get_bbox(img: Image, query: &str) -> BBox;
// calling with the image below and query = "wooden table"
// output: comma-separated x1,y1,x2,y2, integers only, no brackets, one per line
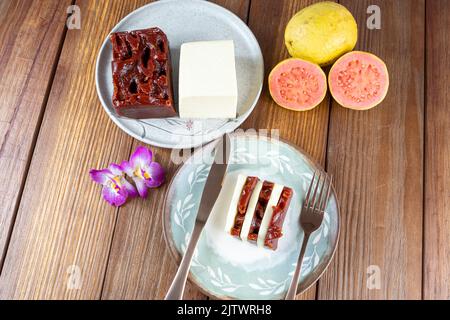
0,0,448,300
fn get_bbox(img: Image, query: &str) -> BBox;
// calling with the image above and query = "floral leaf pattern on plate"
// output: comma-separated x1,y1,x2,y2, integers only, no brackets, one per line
207,266,242,293
168,135,339,299
249,278,288,296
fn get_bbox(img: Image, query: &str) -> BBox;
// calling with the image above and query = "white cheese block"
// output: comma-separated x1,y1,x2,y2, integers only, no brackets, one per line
240,180,263,241
257,184,284,248
223,174,247,233
179,40,238,119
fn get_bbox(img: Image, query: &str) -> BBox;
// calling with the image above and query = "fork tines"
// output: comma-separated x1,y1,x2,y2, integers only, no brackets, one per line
304,170,333,213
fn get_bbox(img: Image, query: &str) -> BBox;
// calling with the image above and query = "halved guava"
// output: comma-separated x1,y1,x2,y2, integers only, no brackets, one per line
268,58,327,111
329,51,389,110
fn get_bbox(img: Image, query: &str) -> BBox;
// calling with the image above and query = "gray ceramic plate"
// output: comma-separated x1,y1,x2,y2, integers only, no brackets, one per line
163,133,340,300
95,0,264,149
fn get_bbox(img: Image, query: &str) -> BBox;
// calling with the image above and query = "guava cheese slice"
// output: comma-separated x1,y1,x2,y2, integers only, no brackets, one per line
247,181,275,242
240,180,263,242
224,174,247,233
257,183,284,248
264,187,293,250
230,176,259,237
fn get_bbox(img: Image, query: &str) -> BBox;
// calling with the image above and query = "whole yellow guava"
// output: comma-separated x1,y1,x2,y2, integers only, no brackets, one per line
285,2,358,66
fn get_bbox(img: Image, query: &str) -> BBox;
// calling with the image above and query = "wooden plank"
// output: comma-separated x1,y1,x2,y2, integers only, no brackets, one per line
99,146,205,300
0,0,157,299
318,0,424,299
243,0,333,300
424,0,450,300
244,0,331,165
0,0,71,271
100,0,251,300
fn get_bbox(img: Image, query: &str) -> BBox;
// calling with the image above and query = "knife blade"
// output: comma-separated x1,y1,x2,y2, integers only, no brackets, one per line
196,133,231,222
165,133,231,300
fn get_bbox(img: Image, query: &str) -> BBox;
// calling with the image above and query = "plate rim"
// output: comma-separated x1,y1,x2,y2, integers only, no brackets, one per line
162,132,341,300
94,0,264,149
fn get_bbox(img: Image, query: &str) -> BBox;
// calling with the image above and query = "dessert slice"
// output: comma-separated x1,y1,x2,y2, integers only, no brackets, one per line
224,174,248,233
110,27,177,118
229,176,258,237
264,187,293,250
224,175,293,250
256,183,284,248
246,181,275,243
240,179,263,241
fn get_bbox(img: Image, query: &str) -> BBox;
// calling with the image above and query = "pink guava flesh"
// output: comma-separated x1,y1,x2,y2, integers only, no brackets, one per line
329,51,389,110
269,59,327,111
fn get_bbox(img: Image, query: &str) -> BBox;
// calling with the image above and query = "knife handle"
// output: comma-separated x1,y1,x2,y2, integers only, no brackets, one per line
164,221,204,300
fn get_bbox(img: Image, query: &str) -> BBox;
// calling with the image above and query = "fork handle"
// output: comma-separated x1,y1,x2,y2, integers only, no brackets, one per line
165,222,204,300
285,233,310,300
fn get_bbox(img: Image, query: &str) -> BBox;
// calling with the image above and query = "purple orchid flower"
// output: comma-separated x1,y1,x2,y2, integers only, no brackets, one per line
89,163,137,207
121,146,165,198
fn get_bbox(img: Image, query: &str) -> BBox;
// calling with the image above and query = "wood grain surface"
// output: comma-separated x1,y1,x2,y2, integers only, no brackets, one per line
318,0,424,299
0,0,146,299
243,0,334,300
424,0,450,300
0,0,71,271
100,0,250,300
0,0,447,300
244,0,331,165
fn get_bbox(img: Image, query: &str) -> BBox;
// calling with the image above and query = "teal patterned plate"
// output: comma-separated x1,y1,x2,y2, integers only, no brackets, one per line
163,133,340,300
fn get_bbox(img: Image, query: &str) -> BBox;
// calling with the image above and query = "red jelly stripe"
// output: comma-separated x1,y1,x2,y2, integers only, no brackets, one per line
230,177,258,237
264,187,293,250
247,181,274,242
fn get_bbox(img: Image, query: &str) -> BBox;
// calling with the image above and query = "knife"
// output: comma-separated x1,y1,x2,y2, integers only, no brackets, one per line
165,133,231,300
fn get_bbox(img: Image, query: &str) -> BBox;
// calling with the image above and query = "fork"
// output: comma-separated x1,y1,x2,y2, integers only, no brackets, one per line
285,170,333,300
